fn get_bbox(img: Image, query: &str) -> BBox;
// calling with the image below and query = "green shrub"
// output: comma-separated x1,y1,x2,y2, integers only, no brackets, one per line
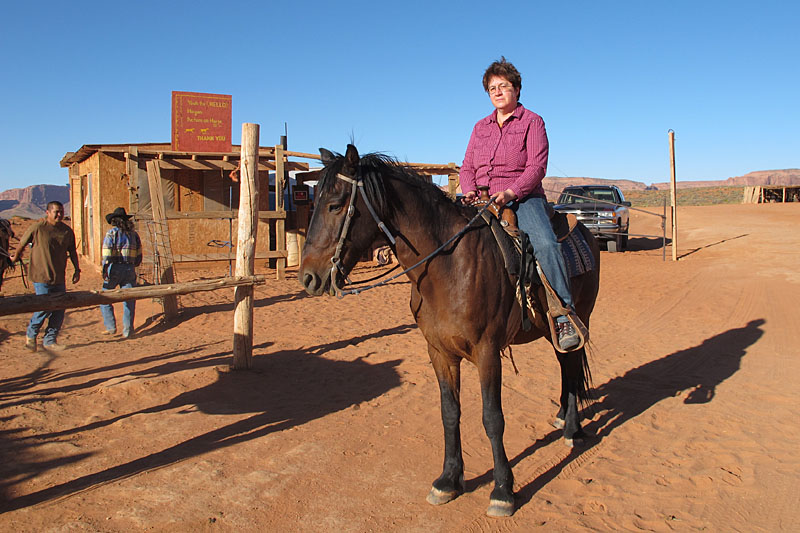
623,187,746,207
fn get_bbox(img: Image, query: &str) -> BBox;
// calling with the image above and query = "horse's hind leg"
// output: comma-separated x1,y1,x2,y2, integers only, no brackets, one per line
554,348,589,447
478,349,515,517
426,345,465,506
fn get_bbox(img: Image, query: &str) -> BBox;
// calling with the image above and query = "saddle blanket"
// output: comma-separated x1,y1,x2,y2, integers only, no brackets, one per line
561,229,595,278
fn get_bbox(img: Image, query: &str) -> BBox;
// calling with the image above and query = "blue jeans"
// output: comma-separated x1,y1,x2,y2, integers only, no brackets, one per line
513,196,574,310
100,263,137,336
27,282,66,345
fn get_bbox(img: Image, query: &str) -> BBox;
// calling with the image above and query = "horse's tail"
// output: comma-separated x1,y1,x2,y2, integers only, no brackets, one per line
577,342,597,413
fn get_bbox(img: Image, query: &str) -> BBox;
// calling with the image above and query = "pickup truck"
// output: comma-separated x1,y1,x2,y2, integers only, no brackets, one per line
552,185,631,252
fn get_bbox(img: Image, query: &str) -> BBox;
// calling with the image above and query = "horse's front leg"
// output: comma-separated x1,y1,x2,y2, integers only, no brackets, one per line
554,348,589,447
426,345,465,506
479,349,515,517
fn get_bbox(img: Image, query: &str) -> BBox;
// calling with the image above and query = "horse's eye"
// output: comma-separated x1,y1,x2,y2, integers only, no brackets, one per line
328,204,343,213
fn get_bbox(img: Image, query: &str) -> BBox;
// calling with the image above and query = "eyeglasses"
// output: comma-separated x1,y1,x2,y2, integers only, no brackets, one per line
487,83,513,95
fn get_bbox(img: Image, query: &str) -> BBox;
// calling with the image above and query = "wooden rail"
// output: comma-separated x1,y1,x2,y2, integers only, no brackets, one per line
0,276,266,317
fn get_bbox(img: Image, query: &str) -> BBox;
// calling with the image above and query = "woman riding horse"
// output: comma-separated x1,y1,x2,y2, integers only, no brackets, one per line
300,144,600,517
460,57,581,352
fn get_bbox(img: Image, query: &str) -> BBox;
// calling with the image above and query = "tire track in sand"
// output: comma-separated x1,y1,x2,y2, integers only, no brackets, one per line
459,439,605,533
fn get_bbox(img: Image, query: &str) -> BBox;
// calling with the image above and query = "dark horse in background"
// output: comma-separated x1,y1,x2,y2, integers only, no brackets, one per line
0,218,14,293
300,145,600,517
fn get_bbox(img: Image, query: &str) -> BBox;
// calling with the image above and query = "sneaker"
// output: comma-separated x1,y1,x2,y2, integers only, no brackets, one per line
101,329,117,336
556,320,580,351
25,337,37,352
43,342,67,352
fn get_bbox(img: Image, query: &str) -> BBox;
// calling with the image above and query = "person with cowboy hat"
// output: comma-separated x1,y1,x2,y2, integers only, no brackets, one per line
99,207,142,339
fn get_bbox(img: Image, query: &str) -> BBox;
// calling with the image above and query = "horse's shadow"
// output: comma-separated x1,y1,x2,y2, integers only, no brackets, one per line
0,324,412,512
474,319,765,508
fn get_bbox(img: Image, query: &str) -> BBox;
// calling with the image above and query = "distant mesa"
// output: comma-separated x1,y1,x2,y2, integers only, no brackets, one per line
650,169,800,190
542,176,648,194
543,169,800,193
2,169,799,219
0,184,70,219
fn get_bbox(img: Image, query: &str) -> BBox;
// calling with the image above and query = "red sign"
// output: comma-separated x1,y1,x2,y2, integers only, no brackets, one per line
293,189,309,204
172,91,232,152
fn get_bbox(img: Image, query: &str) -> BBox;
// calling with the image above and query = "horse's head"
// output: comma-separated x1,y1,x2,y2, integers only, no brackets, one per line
300,144,389,296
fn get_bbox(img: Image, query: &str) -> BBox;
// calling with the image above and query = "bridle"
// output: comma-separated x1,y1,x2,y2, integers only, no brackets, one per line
327,171,493,298
329,172,396,297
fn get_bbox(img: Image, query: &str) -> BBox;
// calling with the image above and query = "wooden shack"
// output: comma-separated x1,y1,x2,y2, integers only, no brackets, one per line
743,185,800,204
60,143,310,281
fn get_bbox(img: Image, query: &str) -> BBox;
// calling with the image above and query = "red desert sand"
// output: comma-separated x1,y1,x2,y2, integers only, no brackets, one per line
1,203,798,531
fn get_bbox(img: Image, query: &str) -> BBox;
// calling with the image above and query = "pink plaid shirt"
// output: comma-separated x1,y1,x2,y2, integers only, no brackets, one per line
459,103,549,200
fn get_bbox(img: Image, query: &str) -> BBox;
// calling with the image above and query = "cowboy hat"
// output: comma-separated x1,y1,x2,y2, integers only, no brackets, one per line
106,207,133,224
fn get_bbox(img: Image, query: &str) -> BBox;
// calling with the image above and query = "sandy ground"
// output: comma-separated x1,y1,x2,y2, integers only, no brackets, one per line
1,203,799,532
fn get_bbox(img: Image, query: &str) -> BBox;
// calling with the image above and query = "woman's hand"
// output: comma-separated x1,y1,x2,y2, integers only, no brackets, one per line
491,189,517,206
461,191,478,205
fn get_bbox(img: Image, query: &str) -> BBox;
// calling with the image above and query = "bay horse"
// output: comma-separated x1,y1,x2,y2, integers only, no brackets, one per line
300,145,600,517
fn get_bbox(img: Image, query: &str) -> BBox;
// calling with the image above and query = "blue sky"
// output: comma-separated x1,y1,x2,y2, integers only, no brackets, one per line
1,0,797,192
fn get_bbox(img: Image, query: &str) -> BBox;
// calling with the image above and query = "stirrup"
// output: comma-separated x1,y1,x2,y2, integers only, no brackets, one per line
535,260,589,353
546,311,589,353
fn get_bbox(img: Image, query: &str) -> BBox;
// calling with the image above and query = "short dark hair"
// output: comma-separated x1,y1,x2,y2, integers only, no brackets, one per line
482,56,522,97
47,201,64,211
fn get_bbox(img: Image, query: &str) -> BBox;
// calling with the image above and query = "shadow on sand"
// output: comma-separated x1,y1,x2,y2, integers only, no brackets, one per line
0,323,414,512
468,319,765,510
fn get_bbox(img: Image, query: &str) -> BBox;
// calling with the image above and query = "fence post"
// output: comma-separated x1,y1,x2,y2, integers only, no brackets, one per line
669,130,678,261
274,142,287,280
145,160,179,319
232,123,260,370
447,163,459,197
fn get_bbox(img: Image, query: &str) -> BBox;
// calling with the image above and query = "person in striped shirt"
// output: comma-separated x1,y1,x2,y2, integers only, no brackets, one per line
100,207,142,338
459,57,579,352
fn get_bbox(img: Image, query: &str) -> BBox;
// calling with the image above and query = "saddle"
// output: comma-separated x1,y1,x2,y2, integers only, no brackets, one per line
473,187,591,353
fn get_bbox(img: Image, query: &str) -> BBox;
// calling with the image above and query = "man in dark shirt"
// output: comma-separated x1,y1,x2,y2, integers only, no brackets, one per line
10,201,80,351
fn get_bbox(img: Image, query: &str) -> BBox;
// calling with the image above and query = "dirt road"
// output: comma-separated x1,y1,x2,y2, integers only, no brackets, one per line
1,203,798,531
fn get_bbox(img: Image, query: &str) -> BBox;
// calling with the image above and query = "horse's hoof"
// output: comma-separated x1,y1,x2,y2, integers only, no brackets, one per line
552,417,565,430
564,435,585,448
487,499,515,517
427,487,460,506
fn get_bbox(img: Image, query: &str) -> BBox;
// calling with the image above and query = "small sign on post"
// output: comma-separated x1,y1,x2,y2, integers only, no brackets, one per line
292,185,309,205
172,91,232,153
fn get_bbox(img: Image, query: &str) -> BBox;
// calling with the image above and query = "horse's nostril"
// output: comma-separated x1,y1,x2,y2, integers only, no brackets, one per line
302,272,318,293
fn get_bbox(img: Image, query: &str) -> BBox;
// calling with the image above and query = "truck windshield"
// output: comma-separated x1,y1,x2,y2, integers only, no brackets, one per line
560,190,587,204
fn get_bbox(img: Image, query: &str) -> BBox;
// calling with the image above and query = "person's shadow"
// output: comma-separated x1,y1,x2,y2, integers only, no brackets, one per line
590,318,764,435
0,325,411,511
489,319,765,508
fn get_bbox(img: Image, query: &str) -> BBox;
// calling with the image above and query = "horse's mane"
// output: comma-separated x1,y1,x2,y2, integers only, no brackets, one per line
0,218,12,237
318,150,474,229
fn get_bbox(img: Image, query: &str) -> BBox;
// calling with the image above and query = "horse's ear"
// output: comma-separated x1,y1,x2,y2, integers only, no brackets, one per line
343,144,360,176
319,148,336,166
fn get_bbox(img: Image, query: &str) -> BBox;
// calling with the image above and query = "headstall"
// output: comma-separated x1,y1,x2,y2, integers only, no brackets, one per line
326,170,494,298
329,172,396,297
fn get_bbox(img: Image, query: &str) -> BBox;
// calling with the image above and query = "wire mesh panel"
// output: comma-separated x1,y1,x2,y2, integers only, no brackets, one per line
136,218,182,313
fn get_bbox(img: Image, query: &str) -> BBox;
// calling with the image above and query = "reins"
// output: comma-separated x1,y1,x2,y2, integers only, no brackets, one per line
329,171,492,297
